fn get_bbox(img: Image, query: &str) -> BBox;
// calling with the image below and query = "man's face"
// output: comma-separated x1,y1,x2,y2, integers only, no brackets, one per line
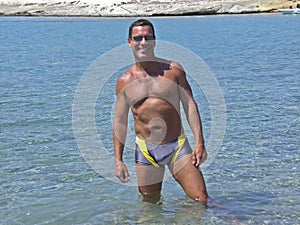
128,25,156,61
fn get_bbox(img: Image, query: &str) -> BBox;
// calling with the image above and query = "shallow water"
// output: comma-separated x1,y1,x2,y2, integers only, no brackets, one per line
1,14,299,224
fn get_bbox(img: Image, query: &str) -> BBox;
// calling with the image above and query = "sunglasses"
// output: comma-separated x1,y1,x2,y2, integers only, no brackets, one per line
132,35,155,42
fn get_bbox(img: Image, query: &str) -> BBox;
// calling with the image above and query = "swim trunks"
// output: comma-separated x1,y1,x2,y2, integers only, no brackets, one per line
135,134,192,167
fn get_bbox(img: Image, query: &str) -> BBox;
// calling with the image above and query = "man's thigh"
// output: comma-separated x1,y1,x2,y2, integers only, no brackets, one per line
135,164,165,189
170,155,208,201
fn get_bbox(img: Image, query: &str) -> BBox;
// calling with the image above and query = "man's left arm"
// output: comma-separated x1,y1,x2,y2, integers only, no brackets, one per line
175,62,206,167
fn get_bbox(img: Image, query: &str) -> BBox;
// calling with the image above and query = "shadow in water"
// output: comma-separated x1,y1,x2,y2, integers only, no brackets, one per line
208,192,276,224
134,197,207,224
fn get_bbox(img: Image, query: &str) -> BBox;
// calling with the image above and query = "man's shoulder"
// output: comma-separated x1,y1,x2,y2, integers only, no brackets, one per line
116,66,137,94
117,66,135,83
154,57,184,73
169,60,184,72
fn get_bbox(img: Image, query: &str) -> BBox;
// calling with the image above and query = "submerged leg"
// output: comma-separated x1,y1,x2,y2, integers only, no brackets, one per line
170,154,208,205
136,164,165,203
138,183,162,203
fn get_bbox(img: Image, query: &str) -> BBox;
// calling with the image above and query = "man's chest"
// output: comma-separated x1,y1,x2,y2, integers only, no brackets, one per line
125,75,179,105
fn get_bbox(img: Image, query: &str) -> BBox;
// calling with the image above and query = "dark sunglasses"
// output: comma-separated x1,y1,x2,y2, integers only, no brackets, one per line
132,35,155,42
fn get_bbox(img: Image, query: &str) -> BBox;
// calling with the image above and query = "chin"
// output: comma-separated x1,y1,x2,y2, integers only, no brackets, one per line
136,54,154,62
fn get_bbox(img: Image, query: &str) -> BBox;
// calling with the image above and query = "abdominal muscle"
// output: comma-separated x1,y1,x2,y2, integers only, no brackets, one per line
132,97,182,144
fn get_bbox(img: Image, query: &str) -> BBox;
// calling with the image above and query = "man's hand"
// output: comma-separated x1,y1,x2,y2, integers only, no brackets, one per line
115,160,130,182
192,145,207,167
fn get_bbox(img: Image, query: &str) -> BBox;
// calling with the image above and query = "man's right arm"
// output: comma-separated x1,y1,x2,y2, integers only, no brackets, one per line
113,76,130,182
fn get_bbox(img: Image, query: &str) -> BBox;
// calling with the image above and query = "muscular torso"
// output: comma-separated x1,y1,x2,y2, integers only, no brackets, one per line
122,60,183,144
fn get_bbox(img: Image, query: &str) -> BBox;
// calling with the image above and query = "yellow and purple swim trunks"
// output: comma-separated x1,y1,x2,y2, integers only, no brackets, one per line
135,134,192,167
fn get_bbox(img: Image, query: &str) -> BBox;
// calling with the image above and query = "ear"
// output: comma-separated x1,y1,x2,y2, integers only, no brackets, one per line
127,38,132,47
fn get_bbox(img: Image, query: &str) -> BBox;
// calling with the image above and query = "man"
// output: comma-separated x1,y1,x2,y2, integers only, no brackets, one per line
113,19,208,204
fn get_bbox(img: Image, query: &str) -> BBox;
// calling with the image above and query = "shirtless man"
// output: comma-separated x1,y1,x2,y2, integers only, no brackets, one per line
113,19,208,204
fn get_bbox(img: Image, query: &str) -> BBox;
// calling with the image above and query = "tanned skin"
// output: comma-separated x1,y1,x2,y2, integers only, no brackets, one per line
113,22,208,204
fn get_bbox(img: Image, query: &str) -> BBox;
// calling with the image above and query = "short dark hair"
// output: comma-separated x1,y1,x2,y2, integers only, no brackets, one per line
128,19,156,39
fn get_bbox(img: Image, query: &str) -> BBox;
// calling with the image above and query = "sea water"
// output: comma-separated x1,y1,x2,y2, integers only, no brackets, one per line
0,14,299,224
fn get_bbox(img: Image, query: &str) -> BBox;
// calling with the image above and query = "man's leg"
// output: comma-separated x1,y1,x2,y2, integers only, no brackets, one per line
169,154,208,205
136,164,165,203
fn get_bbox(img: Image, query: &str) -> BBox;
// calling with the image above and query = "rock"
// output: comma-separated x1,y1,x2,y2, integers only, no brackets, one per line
0,0,299,17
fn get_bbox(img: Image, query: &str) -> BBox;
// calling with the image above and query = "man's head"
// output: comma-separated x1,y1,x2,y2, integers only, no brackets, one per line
128,19,156,61
128,19,156,40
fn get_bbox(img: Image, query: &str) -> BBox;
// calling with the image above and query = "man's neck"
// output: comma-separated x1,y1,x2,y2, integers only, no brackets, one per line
135,58,158,73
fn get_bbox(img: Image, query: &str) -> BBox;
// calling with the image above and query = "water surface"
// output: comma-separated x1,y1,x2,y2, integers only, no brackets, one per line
0,14,299,224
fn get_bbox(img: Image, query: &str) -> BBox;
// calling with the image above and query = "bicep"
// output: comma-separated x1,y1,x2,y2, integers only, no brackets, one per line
170,61,194,101
115,78,130,123
115,92,130,121
177,70,194,105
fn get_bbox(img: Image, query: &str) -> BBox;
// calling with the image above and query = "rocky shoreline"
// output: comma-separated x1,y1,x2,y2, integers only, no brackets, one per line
1,0,300,17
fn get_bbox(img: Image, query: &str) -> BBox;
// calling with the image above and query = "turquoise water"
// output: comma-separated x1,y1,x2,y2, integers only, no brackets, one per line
1,14,299,224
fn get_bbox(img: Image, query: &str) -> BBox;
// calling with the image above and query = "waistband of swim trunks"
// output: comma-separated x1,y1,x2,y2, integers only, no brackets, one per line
135,134,186,145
